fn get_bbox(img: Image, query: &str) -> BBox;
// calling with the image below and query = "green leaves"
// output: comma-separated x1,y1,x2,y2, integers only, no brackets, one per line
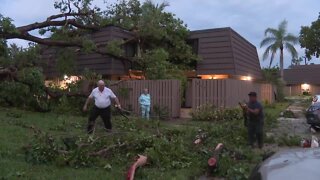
0,14,16,33
25,133,59,164
19,101,289,178
82,39,97,53
142,48,169,79
106,0,198,75
191,104,243,122
56,48,76,76
299,13,320,59
105,40,124,56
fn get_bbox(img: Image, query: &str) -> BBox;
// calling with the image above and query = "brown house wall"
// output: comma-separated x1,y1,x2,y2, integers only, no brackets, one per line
284,65,320,85
42,26,261,80
190,28,262,79
41,26,134,78
190,28,236,76
230,29,262,79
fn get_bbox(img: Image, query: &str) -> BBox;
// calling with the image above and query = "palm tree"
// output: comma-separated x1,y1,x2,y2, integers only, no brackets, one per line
260,20,298,79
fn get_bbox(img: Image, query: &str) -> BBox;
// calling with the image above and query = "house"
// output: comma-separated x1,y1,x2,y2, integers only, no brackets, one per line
284,65,320,96
41,26,262,82
188,27,262,80
41,26,136,80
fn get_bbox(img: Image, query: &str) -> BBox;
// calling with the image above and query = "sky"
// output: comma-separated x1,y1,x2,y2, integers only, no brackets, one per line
0,0,319,68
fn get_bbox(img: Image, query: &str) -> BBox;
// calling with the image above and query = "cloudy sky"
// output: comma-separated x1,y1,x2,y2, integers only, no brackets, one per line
0,0,319,68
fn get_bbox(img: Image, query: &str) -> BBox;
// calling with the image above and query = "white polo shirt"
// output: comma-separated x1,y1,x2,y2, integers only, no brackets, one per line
89,87,117,108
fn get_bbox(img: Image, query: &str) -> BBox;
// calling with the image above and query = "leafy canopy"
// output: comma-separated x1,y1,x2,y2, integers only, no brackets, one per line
300,13,320,59
0,0,198,80
106,0,198,73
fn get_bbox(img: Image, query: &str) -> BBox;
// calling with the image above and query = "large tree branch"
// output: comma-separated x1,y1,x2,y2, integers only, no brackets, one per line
2,32,82,47
1,31,133,63
17,19,98,32
46,12,92,21
0,11,135,64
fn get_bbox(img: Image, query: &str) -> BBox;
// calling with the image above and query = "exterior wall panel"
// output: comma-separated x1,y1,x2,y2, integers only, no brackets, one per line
190,27,262,79
41,26,134,78
284,65,320,85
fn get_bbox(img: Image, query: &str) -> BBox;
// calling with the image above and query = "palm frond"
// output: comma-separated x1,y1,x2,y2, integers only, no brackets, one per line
284,33,298,44
285,42,298,58
262,47,270,60
278,20,288,36
262,44,278,60
264,28,278,36
260,37,277,48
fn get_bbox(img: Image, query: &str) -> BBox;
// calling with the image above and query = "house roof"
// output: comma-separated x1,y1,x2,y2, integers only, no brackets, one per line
284,65,320,85
189,27,263,79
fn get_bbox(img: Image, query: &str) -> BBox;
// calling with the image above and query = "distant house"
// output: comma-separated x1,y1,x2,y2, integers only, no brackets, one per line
41,26,262,81
284,65,320,96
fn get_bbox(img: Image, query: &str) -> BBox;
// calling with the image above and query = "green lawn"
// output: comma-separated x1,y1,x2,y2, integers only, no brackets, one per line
0,102,289,180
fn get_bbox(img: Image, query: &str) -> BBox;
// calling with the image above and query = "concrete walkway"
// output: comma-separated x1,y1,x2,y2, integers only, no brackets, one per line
268,99,312,139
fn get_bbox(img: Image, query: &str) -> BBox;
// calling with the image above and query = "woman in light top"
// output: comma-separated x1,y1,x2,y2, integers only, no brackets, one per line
139,88,151,120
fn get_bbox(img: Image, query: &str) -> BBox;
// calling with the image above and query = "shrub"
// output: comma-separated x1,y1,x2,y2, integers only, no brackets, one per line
276,135,301,147
0,67,48,111
302,91,310,96
191,104,242,122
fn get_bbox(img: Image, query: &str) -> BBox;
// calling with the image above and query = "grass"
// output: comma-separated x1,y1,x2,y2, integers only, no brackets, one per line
0,108,123,180
0,102,289,180
264,102,289,129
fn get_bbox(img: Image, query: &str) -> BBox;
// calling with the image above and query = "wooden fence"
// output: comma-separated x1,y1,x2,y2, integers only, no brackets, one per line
284,85,301,96
109,80,181,118
192,79,275,109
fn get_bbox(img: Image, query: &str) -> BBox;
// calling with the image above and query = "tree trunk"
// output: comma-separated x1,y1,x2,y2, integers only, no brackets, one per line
305,57,308,65
280,47,284,79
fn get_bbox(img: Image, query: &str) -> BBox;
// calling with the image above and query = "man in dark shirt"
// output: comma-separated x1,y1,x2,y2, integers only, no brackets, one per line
245,92,264,149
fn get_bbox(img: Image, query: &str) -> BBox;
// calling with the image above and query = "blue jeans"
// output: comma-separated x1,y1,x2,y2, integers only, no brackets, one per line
141,105,150,120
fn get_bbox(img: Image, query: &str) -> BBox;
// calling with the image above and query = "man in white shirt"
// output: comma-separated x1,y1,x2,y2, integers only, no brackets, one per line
83,80,121,134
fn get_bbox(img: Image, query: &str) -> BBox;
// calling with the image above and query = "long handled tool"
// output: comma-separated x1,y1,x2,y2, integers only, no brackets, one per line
115,106,130,121
238,102,248,127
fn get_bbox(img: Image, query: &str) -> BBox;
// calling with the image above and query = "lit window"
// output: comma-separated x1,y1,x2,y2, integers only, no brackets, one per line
301,83,310,91
240,76,252,81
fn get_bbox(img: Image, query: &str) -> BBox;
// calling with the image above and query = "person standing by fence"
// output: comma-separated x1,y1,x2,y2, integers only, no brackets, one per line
244,92,264,149
139,88,151,120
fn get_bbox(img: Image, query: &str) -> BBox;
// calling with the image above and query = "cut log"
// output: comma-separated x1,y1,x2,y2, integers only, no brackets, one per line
208,143,224,171
126,155,148,180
